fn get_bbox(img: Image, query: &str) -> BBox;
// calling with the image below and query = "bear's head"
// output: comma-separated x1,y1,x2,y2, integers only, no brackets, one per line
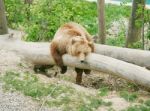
67,36,93,63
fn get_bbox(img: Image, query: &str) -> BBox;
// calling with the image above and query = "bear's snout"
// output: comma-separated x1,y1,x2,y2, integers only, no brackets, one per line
79,53,85,63
80,60,85,63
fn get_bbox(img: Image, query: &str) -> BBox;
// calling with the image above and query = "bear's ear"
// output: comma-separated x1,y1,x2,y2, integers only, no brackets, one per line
71,37,81,44
88,41,94,52
88,41,93,45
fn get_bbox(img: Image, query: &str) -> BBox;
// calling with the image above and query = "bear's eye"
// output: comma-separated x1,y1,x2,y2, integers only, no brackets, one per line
77,52,80,55
85,52,88,56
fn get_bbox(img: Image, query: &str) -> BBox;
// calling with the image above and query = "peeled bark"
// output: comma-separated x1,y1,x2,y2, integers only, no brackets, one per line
1,36,150,89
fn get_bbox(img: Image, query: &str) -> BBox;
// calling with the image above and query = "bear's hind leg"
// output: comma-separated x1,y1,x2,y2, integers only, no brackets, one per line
75,68,84,84
34,65,54,77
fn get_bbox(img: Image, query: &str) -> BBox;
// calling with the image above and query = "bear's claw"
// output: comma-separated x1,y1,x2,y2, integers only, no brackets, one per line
60,66,67,74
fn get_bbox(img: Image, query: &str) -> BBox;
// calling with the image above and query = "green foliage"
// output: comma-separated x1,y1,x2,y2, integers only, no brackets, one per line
4,0,131,42
145,9,150,40
108,107,116,111
120,91,138,102
120,0,132,5
147,28,150,40
98,87,109,97
4,0,149,47
4,0,97,41
126,83,139,91
27,0,97,41
125,104,150,111
144,99,150,107
105,4,130,28
134,3,144,29
78,99,103,111
106,30,143,49
106,31,126,47
4,0,28,28
127,41,143,49
79,98,112,111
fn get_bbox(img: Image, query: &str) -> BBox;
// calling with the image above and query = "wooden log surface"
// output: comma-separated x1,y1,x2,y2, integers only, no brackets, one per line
95,44,150,68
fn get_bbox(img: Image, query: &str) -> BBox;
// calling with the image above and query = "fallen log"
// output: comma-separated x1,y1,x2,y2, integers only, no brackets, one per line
1,37,150,89
1,34,150,68
95,44,150,68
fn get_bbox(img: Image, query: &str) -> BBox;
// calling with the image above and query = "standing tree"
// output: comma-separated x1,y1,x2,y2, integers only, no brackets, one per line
0,0,8,34
97,0,106,44
126,0,145,47
24,0,33,21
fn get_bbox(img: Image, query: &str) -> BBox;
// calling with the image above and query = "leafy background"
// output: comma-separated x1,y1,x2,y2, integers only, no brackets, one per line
4,0,131,42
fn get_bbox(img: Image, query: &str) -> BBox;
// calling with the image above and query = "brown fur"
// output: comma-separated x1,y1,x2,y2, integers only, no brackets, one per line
50,22,94,84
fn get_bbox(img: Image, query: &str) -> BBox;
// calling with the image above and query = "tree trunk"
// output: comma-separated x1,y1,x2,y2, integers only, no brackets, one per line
24,0,33,21
126,0,145,47
97,0,106,44
0,0,8,35
1,36,150,89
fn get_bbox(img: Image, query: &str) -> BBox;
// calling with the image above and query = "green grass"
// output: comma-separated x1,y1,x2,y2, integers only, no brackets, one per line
120,91,138,102
122,99,150,111
144,99,150,107
2,71,64,98
98,87,109,97
78,98,112,111
126,105,150,111
1,71,112,111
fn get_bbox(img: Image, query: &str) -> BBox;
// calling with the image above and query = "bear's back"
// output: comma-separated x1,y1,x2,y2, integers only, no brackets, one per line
54,22,90,39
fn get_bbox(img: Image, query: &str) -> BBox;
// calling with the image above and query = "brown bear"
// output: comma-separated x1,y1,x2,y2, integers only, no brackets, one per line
50,22,94,84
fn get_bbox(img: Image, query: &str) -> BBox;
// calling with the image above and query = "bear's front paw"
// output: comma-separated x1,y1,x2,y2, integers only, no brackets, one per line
60,66,67,74
84,69,91,75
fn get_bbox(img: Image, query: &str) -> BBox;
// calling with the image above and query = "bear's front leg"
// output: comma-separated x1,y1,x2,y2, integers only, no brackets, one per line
51,43,67,74
55,54,67,74
75,68,84,84
55,53,67,74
